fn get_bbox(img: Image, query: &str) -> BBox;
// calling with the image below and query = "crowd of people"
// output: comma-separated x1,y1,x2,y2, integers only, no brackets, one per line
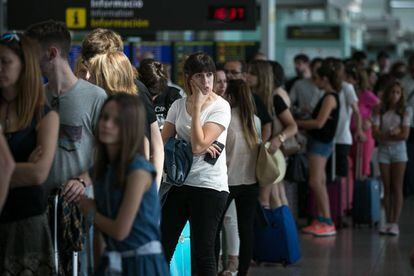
0,19,414,276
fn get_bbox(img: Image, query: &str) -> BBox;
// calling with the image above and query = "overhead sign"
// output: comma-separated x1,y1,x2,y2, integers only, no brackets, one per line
286,25,341,40
8,0,256,32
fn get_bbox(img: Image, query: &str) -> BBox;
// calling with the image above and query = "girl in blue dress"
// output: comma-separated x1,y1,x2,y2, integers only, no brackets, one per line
79,93,169,276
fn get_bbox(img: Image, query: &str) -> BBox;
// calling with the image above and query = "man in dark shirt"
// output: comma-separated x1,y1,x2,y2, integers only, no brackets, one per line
224,60,272,141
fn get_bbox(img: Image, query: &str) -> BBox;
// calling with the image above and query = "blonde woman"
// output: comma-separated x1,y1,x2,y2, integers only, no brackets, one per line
246,60,297,209
86,51,150,160
81,28,164,188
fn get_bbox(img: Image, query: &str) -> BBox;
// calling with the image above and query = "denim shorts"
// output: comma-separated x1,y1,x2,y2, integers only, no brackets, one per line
307,138,333,158
378,142,408,164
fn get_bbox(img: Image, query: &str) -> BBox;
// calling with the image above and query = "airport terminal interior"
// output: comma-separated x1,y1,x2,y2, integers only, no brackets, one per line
1,0,414,275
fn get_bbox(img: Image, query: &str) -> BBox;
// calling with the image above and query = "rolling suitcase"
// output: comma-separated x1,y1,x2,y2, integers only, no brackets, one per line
253,205,301,266
352,143,380,227
170,221,191,276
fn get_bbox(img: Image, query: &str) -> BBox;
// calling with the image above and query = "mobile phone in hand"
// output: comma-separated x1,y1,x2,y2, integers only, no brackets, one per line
204,141,225,165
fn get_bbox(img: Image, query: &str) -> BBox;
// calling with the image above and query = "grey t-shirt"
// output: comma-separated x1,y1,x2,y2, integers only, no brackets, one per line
289,78,323,118
44,79,107,193
401,75,414,126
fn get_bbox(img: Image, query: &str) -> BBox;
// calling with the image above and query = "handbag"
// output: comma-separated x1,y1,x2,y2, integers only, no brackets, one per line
164,137,193,186
285,153,308,183
256,143,280,186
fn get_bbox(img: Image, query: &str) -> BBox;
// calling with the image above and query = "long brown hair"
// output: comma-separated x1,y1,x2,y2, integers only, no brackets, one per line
381,81,406,117
247,60,274,114
317,58,344,92
226,79,259,149
94,93,146,188
0,32,45,129
88,51,138,96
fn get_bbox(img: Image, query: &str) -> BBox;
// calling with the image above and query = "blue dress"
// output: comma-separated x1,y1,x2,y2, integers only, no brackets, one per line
94,155,169,276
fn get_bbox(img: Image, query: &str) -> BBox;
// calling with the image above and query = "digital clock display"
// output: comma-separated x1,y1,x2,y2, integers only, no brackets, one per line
208,6,246,22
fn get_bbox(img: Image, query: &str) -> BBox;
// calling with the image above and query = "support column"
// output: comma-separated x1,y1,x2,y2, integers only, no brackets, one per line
260,0,276,60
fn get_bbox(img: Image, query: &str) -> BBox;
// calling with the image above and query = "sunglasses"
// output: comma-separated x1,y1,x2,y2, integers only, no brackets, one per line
1,32,21,43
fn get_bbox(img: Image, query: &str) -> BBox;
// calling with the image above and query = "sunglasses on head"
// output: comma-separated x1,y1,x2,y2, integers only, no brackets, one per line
1,32,21,43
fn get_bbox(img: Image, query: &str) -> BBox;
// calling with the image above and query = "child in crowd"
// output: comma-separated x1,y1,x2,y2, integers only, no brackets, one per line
373,81,410,236
79,94,169,275
297,59,341,237
0,32,59,274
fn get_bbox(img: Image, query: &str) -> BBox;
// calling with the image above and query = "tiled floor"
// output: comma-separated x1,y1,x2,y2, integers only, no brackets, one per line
250,196,414,276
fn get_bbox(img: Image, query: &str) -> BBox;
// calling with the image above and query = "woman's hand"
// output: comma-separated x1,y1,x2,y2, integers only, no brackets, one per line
268,137,282,154
362,119,372,131
191,80,209,108
78,195,96,217
389,127,402,137
205,143,223,158
355,130,367,142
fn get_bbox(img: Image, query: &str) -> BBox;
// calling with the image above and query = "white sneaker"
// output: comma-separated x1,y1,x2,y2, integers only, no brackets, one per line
379,223,390,235
388,224,399,236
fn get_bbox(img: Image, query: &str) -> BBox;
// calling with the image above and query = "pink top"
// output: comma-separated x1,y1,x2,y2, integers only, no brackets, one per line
351,90,380,130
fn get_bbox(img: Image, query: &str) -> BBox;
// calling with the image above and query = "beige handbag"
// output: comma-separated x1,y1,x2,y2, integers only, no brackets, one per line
256,142,280,186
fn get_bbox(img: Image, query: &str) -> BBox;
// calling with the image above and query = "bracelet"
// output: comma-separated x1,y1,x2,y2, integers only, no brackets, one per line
278,133,286,144
71,177,87,188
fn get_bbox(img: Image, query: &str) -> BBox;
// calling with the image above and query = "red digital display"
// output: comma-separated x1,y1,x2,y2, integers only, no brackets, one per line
209,6,246,22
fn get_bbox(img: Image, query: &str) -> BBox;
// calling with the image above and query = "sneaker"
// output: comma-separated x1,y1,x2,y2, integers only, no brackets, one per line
387,224,399,236
302,220,319,234
312,223,337,237
379,224,390,235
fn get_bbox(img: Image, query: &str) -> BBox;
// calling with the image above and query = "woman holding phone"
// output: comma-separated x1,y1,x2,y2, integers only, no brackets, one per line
161,53,231,275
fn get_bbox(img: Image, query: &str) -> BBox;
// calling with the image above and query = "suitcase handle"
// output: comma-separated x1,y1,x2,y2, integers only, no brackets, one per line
356,143,363,181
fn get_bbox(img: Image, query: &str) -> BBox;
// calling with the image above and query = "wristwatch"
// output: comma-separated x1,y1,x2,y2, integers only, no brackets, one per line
72,177,87,188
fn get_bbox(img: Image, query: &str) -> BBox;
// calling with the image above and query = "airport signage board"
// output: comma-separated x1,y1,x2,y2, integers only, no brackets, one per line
8,0,256,31
287,25,341,40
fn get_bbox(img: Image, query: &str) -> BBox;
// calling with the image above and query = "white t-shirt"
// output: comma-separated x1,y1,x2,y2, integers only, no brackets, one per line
373,109,411,146
166,97,231,192
334,82,358,145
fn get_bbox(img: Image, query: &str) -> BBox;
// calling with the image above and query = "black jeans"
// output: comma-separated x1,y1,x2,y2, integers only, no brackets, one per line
215,184,259,276
161,185,228,276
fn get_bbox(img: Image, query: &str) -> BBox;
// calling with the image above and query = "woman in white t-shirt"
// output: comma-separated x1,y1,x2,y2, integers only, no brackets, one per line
161,53,231,275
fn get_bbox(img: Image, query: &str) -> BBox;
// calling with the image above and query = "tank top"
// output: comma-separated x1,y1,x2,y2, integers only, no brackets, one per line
0,106,51,222
308,92,340,143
